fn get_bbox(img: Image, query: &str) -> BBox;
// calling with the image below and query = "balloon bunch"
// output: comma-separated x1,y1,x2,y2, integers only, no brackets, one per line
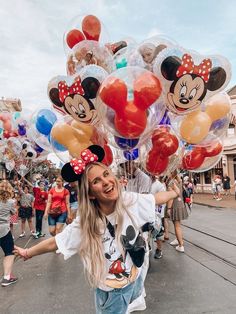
44,13,232,178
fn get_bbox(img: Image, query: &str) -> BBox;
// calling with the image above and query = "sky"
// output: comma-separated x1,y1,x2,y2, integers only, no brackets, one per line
1,0,236,117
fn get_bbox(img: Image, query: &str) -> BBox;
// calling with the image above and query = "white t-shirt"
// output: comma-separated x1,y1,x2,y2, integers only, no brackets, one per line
55,191,156,291
151,180,166,218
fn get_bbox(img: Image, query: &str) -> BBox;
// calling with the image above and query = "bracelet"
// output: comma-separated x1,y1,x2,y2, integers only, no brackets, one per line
167,208,172,210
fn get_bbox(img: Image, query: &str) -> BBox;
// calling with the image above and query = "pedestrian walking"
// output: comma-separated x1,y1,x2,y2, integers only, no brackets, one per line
167,170,189,253
0,180,18,287
64,181,78,220
9,192,20,240
150,176,166,260
17,182,35,237
32,181,48,238
44,176,71,237
222,174,231,196
14,148,179,314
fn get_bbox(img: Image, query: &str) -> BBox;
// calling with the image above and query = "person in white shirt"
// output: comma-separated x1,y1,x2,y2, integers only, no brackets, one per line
14,147,179,314
151,176,166,259
120,161,152,194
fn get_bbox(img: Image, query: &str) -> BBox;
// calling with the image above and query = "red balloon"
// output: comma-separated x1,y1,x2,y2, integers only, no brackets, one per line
82,15,101,41
99,77,127,112
66,29,85,49
152,132,179,157
115,104,147,138
146,153,169,175
182,147,205,170
102,144,113,166
203,142,223,157
133,72,162,110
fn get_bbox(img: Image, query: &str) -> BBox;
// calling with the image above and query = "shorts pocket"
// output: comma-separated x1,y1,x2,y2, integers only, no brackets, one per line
96,289,112,310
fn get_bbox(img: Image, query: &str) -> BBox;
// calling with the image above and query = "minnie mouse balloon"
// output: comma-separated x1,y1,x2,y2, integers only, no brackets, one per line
153,47,231,115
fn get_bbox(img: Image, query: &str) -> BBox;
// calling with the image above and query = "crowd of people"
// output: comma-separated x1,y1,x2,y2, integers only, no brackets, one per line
0,160,228,313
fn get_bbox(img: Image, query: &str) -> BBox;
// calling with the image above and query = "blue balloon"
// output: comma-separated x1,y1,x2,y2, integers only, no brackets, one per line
18,124,26,136
48,135,67,152
36,109,57,136
34,144,44,153
159,110,171,125
114,136,139,150
123,148,139,160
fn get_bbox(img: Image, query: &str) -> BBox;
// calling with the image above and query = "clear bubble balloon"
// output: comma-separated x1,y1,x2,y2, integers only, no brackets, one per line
66,40,114,75
96,66,164,139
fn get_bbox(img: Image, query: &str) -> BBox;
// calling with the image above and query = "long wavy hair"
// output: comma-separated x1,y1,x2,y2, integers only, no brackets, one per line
0,180,13,203
78,162,135,287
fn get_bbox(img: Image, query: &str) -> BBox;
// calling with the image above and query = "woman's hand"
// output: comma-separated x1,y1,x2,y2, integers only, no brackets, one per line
44,213,48,220
168,182,180,197
13,246,31,261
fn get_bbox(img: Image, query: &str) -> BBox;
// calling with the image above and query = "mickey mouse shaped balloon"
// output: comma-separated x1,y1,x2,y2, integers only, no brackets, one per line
154,48,231,115
97,66,162,139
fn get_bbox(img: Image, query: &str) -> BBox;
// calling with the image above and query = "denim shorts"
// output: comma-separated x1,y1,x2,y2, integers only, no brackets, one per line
70,202,78,212
48,212,67,226
95,274,143,314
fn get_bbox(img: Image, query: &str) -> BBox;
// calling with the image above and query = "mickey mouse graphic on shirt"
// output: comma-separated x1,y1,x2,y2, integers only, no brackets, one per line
160,53,227,115
103,222,146,289
48,76,100,125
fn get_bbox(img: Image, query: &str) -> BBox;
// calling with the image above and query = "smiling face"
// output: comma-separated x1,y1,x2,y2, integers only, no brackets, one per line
64,94,97,124
88,164,119,205
167,74,205,114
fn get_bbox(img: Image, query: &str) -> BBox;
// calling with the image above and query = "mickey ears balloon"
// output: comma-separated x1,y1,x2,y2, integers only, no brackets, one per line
97,66,162,139
153,47,231,115
63,14,110,55
61,145,105,182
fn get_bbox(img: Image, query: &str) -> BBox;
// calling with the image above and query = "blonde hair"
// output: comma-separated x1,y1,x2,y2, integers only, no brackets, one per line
78,162,134,287
0,180,13,202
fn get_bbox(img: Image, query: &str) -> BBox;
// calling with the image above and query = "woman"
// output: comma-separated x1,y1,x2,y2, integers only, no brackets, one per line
0,180,18,286
14,148,179,313
222,174,231,196
167,171,189,253
33,181,48,238
18,183,35,238
44,176,71,237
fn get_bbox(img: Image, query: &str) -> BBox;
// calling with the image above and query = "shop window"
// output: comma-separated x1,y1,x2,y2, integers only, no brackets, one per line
227,124,235,136
204,170,211,184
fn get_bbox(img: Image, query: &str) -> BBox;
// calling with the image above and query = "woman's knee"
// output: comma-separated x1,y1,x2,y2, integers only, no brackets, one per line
49,228,56,236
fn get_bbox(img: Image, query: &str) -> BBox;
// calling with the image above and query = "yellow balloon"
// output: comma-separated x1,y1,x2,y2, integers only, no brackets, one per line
51,122,93,158
180,111,212,144
205,93,231,121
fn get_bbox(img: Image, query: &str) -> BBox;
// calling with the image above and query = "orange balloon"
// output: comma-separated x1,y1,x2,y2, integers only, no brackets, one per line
82,15,101,41
205,93,231,121
51,122,93,158
180,111,211,144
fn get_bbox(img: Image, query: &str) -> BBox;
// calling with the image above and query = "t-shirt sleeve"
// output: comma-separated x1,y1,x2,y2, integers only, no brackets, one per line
55,216,81,260
64,189,70,196
9,199,16,215
124,192,156,228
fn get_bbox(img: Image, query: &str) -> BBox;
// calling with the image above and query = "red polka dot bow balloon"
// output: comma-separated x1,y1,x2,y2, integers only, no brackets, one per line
70,149,98,174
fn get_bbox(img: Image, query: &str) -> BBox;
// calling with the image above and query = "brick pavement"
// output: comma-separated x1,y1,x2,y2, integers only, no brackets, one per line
193,192,236,209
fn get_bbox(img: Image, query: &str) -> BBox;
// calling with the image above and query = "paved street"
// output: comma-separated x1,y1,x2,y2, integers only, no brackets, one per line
1,199,236,314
